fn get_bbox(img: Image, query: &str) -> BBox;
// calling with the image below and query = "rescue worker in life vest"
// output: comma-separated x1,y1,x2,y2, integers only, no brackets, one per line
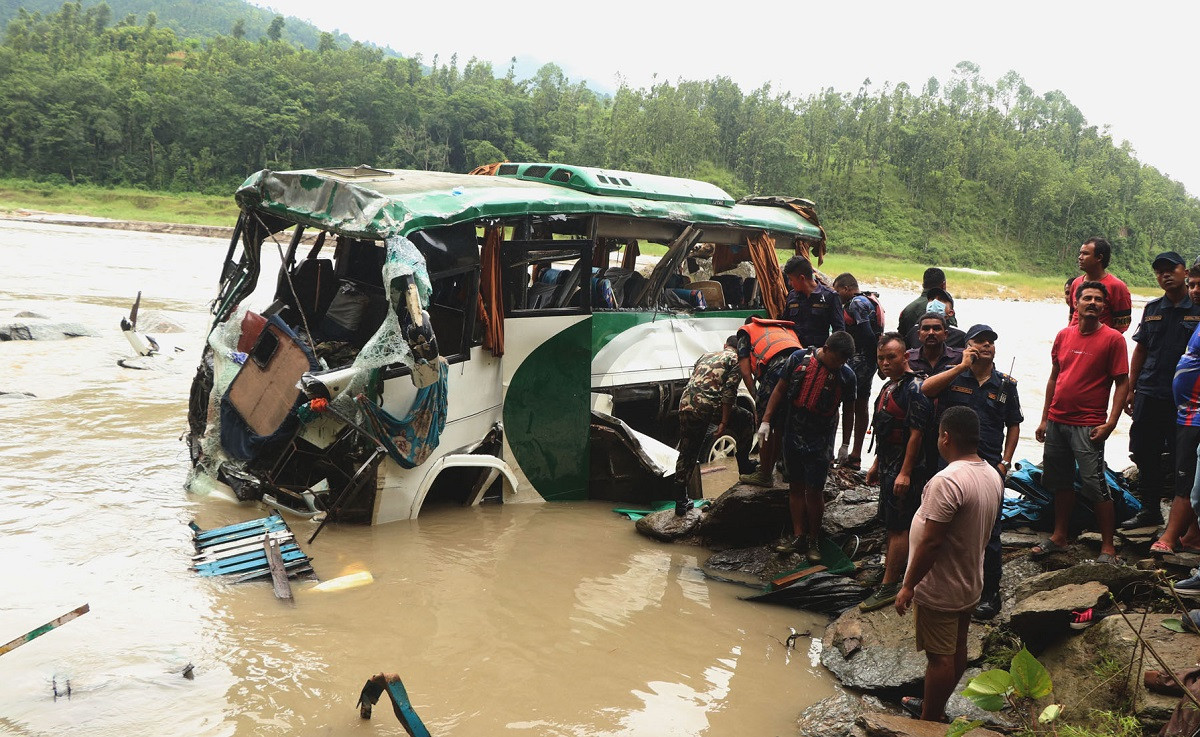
919,324,1022,620
759,331,857,561
860,332,936,612
737,315,804,487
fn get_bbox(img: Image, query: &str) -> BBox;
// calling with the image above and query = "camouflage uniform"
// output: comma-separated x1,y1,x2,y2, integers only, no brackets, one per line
676,348,754,483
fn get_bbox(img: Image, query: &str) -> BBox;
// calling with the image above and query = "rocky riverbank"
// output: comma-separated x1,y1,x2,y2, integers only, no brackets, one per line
637,467,1200,736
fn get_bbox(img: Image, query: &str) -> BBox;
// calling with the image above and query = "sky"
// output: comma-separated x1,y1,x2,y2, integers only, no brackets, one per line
253,0,1199,196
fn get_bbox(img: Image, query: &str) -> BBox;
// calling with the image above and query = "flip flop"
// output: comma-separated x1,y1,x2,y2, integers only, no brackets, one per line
1150,540,1176,554
842,456,862,470
1095,552,1125,565
1030,538,1067,559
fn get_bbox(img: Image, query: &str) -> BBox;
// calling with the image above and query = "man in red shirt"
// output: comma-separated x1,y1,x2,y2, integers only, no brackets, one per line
1033,281,1130,562
1067,237,1132,333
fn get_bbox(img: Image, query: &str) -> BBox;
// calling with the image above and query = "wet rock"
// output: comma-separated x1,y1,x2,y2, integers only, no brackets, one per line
0,317,99,341
821,607,985,692
857,712,1002,737
796,690,868,737
703,546,778,578
1013,562,1153,602
1010,581,1109,646
1163,552,1200,569
1000,531,1041,547
635,507,703,542
695,484,789,548
823,499,879,537
836,484,878,505
136,313,185,333
1038,613,1190,734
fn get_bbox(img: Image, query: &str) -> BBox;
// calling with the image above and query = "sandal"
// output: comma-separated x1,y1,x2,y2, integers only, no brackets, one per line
1150,540,1175,554
842,455,861,471
1030,538,1068,559
1095,552,1125,565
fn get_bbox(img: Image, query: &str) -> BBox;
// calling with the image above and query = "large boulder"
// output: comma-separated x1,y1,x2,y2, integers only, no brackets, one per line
821,606,985,692
696,484,789,548
856,712,1002,737
823,495,880,537
0,315,99,341
635,507,704,542
796,690,869,737
1013,562,1153,603
1010,581,1109,648
1037,613,1199,734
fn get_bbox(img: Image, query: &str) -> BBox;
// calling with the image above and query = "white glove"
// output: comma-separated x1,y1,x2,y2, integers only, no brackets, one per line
755,422,771,445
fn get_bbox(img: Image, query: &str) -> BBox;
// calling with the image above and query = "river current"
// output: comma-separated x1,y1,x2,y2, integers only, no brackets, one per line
0,220,1137,736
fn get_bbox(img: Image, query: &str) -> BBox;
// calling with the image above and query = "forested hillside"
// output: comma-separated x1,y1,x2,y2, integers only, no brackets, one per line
2,1,1197,279
0,0,360,50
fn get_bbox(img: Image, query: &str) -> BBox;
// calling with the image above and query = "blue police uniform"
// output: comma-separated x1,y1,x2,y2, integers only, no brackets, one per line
906,344,964,379
781,284,845,348
1129,293,1200,512
934,369,1023,468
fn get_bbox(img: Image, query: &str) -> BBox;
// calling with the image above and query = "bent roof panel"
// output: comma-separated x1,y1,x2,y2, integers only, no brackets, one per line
235,169,823,242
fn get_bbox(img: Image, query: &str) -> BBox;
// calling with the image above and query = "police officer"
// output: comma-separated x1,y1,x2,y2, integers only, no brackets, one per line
921,324,1022,619
780,256,845,349
1122,251,1200,531
907,311,964,379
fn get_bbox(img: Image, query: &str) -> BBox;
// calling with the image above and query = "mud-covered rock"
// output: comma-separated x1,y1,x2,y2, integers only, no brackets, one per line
1010,581,1109,646
0,317,99,341
695,484,789,548
796,691,869,737
857,712,1002,737
702,546,778,578
821,607,985,692
1013,562,1153,602
1037,613,1193,735
634,507,703,542
823,500,879,537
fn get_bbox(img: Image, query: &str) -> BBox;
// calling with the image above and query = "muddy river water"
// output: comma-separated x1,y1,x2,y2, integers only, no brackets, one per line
0,220,1138,736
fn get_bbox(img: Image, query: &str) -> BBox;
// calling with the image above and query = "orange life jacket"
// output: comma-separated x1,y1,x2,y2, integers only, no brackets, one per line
738,316,802,377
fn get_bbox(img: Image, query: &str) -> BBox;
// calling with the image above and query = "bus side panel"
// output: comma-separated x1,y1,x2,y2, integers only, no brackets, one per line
503,316,592,501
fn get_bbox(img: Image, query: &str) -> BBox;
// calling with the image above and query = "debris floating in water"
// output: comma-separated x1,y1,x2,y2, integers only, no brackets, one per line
310,571,373,593
0,603,90,658
189,513,315,584
357,672,432,736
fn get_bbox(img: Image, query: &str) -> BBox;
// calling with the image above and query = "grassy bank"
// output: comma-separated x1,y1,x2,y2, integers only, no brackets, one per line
0,178,237,225
819,252,1074,302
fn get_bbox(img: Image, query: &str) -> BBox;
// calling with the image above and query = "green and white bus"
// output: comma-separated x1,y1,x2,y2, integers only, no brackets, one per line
186,163,826,524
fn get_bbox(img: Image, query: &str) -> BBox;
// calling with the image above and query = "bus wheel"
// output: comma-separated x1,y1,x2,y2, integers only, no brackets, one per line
705,433,737,462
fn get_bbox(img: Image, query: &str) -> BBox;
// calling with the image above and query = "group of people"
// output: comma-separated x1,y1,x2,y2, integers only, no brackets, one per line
672,236,1200,723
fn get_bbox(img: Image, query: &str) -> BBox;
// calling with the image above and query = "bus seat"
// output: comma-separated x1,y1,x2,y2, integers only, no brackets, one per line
592,278,617,309
713,274,744,307
280,258,338,327
685,280,725,310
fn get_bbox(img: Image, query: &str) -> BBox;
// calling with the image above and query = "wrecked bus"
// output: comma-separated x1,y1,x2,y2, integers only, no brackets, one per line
186,163,828,524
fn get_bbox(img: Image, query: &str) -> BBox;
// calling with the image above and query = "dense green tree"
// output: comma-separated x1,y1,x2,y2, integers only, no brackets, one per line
0,5,1196,281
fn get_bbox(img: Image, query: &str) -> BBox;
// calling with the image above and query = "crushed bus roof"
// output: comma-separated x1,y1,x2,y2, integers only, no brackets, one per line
235,167,824,242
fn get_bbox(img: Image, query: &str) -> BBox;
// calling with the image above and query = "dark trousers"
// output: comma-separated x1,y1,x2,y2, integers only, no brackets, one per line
982,507,1003,597
1130,395,1177,509
675,405,754,486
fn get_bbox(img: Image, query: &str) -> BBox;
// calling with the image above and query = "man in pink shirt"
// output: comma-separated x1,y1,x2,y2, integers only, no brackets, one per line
1067,237,1132,333
895,406,1003,723
1033,280,1130,562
